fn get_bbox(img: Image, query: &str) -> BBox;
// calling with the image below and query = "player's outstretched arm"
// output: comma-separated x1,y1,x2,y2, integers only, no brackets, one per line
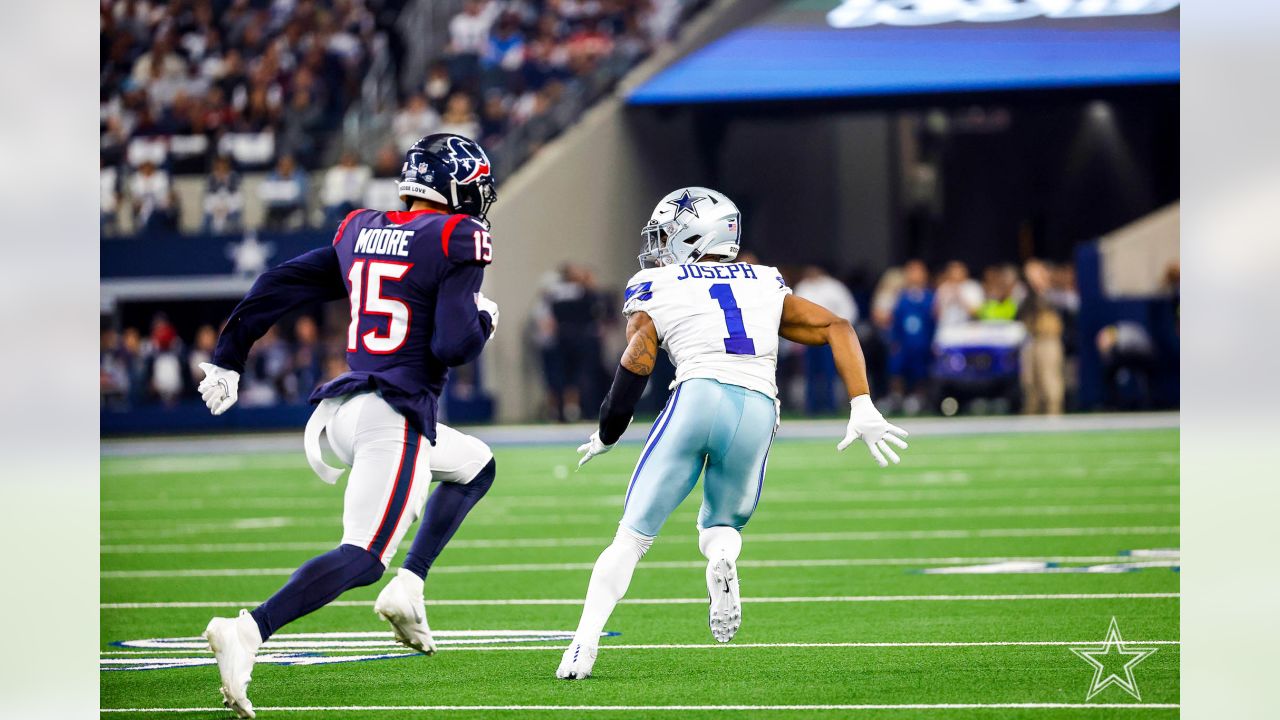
779,294,909,467
201,246,347,415
577,311,657,468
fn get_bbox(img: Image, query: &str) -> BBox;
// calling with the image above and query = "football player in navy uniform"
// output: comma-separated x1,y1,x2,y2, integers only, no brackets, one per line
197,134,501,718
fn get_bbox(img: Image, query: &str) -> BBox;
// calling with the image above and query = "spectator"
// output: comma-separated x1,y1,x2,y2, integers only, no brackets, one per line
187,324,219,388
1097,322,1158,410
889,259,935,414
129,161,178,236
241,326,290,406
120,327,146,406
145,314,185,407
479,91,510,145
865,265,904,400
131,37,185,86
438,93,482,139
1046,263,1081,315
278,87,324,162
1017,260,1066,415
546,263,608,421
101,328,131,410
448,0,501,89
393,95,441,151
363,144,404,211
322,151,373,224
202,156,243,234
794,266,859,414
531,271,564,421
871,266,904,331
260,154,308,230
1047,262,1081,363
291,316,325,400
487,12,528,73
423,61,454,109
450,1,500,55
934,260,983,327
977,265,1020,321
101,162,121,235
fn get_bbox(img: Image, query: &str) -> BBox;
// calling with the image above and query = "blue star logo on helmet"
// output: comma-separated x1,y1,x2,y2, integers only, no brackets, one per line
666,189,707,219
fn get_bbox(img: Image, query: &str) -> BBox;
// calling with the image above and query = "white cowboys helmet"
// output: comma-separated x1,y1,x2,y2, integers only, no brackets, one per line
639,187,742,268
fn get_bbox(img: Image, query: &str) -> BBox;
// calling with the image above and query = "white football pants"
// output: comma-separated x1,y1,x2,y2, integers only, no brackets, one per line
309,392,493,566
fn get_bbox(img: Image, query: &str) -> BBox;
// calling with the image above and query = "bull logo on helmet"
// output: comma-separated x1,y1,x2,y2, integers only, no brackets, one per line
441,136,492,185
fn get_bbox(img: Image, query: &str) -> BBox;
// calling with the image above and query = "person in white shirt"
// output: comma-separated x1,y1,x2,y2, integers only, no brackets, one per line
129,161,177,235
393,95,441,151
449,1,500,56
321,151,372,223
934,260,984,327
794,266,859,413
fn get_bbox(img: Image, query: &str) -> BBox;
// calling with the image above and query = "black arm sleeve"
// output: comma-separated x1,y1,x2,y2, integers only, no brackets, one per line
598,366,650,445
212,246,346,373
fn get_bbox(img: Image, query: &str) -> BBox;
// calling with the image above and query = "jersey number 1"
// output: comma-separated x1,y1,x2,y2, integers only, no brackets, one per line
347,260,413,354
709,283,756,355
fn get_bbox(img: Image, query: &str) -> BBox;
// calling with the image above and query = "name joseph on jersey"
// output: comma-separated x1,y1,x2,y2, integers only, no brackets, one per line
353,227,414,257
673,263,758,281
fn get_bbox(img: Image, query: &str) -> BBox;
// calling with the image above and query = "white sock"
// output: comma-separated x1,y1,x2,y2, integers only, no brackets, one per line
397,566,425,596
235,610,263,654
572,526,653,646
698,526,742,563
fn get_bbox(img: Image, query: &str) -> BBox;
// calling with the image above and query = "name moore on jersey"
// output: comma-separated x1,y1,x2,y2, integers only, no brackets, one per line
622,262,791,400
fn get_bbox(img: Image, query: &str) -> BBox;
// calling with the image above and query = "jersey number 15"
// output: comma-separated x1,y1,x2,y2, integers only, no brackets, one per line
347,259,413,354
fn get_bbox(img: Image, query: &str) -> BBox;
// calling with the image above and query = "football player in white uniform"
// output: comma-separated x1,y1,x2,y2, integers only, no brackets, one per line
557,187,909,679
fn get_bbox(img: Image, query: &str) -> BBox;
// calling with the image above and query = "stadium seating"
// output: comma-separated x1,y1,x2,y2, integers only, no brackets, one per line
101,0,705,236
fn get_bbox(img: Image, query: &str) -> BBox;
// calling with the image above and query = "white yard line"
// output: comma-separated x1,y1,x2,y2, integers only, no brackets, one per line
99,525,1179,554
101,639,1183,655
101,410,1178,457
100,702,1180,713
100,554,1163,579
99,485,1179,513
102,592,1179,610
101,453,1175,477
100,503,1179,539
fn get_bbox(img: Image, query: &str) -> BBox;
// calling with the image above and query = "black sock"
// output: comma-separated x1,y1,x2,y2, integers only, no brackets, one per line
250,544,384,641
402,457,496,579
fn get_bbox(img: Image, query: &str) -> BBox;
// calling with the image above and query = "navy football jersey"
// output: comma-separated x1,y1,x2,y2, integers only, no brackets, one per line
212,207,494,442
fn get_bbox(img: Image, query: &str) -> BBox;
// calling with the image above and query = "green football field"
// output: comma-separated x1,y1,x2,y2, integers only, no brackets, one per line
101,425,1179,719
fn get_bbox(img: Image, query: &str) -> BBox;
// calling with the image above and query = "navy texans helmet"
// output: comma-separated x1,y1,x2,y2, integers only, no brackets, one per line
398,133,498,227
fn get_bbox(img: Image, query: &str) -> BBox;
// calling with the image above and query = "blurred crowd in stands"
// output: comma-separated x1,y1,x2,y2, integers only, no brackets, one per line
101,312,351,411
101,0,699,237
106,254,1180,420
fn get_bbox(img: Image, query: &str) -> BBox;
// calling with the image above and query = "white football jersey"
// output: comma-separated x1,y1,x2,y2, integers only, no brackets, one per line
622,262,791,400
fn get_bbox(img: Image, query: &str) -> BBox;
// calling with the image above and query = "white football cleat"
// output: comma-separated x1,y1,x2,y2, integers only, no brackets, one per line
556,641,598,680
374,570,437,655
706,556,742,643
203,610,260,719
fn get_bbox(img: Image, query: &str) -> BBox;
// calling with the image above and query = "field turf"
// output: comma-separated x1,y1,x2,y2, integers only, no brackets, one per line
101,426,1178,719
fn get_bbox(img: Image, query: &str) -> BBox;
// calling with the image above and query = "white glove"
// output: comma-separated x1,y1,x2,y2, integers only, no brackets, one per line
838,395,909,467
475,292,499,339
576,431,614,469
197,362,240,416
